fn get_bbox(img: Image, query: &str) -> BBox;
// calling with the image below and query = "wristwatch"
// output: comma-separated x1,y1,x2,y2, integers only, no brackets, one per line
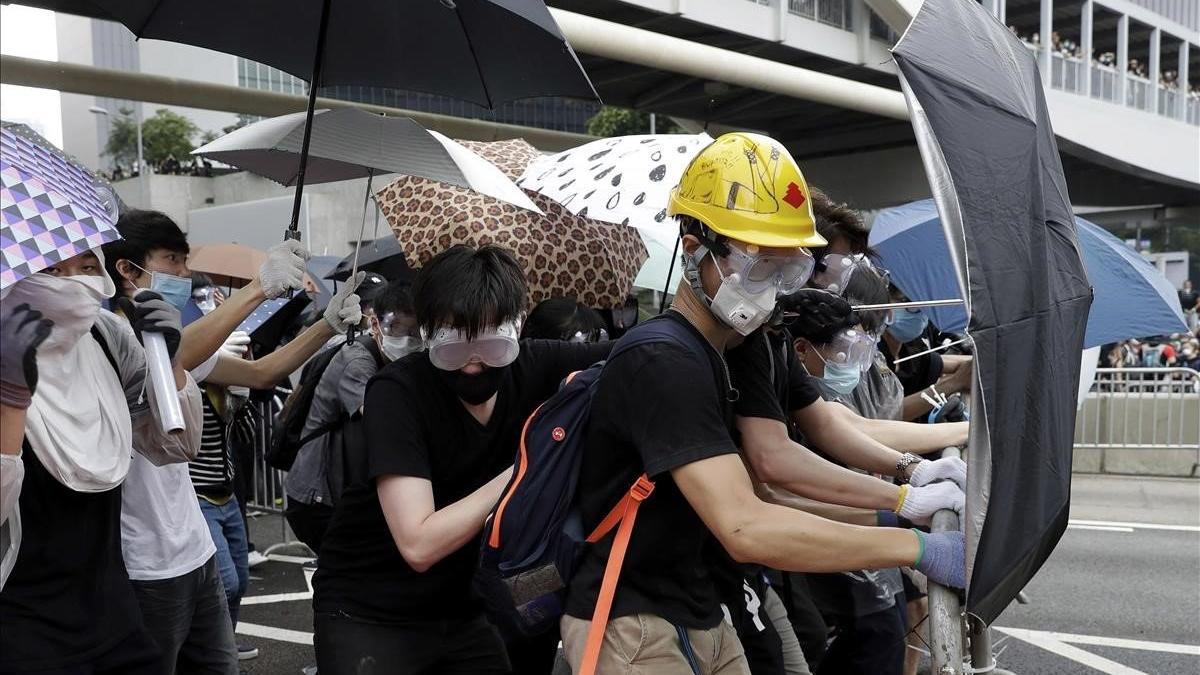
895,453,923,483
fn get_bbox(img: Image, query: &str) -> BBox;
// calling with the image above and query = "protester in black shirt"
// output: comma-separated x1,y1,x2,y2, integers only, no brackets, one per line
313,246,611,675
561,133,966,675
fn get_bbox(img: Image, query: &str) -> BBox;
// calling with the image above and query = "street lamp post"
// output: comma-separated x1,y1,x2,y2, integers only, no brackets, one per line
89,103,143,176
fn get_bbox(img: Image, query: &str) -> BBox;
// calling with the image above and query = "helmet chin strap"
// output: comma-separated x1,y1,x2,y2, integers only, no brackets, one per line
682,243,715,308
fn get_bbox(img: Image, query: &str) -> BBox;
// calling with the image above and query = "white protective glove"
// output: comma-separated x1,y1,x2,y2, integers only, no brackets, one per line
324,272,364,334
897,481,965,527
220,330,251,359
909,456,967,491
258,240,309,299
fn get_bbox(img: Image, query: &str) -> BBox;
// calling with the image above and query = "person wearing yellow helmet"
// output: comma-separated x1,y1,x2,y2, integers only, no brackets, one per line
670,132,825,336
561,133,965,675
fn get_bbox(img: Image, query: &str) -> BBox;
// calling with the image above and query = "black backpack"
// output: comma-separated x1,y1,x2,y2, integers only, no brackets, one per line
266,336,383,471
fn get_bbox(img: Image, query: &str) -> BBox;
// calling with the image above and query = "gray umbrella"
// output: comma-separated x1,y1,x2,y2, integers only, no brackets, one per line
193,108,464,188
893,0,1093,626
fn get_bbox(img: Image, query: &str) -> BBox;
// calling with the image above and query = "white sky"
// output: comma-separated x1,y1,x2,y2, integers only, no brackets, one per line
1,5,62,147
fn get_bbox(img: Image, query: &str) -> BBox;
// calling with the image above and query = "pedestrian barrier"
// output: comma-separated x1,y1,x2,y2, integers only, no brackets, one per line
1074,367,1200,476
242,394,313,556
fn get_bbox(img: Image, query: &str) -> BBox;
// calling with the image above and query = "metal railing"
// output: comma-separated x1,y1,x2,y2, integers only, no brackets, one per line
1090,64,1119,103
1050,53,1085,94
1125,75,1153,111
1189,97,1200,126
1075,367,1200,475
1158,87,1180,118
242,394,314,556
928,445,965,674
788,0,852,31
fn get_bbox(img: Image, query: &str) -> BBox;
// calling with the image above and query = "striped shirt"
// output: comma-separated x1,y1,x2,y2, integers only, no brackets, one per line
189,394,233,498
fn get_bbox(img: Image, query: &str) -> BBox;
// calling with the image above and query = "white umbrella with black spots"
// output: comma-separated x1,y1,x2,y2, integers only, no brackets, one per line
518,133,711,294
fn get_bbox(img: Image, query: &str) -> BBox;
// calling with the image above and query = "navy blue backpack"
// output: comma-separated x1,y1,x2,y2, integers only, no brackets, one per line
475,317,701,672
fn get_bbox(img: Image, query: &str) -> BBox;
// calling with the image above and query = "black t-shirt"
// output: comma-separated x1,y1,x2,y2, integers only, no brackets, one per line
0,445,144,670
565,312,740,629
883,341,944,397
727,329,821,424
313,339,611,622
1180,289,1198,310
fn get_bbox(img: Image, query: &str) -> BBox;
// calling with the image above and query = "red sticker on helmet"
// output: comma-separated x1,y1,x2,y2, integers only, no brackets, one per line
783,182,806,209
552,427,566,442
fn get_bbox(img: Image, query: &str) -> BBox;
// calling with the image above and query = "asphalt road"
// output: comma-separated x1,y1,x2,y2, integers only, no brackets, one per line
235,474,1200,674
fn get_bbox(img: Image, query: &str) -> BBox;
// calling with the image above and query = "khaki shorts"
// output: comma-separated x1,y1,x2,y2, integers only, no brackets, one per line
560,612,751,675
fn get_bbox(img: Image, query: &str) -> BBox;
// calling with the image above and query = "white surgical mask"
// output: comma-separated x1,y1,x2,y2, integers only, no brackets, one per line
6,273,111,353
381,335,422,362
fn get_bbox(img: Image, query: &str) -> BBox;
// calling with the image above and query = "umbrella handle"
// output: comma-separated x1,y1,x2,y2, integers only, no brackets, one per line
659,236,681,314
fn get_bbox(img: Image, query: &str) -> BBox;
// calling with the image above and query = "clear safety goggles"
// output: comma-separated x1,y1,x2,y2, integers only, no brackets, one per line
376,311,421,339
424,320,521,371
718,243,815,295
816,326,878,372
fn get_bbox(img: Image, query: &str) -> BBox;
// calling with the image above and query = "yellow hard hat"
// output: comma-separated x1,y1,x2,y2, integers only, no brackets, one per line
668,132,826,249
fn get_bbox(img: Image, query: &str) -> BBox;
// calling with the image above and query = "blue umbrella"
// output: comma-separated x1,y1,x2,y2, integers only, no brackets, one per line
869,199,1187,347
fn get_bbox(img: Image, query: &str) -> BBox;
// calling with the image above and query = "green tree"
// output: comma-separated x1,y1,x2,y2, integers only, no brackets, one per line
200,130,220,145
141,108,199,165
102,107,139,167
585,106,681,137
102,107,201,167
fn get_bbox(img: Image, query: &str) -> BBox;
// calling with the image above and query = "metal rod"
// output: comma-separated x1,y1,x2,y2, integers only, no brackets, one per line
928,445,965,675
852,299,965,311
894,338,971,365
659,236,681,314
285,0,333,241
967,614,998,672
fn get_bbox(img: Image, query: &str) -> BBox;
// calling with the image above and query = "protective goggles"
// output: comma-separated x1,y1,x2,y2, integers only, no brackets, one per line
425,320,521,371
718,243,815,295
816,327,878,372
376,311,421,339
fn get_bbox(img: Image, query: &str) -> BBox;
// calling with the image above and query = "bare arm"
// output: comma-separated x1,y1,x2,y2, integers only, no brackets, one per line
754,482,879,526
177,280,266,371
790,397,908,476
203,320,335,390
737,414,900,511
902,390,936,421
674,453,920,572
376,468,514,573
819,402,968,454
1,405,24,455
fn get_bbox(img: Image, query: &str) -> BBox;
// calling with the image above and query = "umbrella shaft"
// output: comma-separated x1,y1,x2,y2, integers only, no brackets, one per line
852,299,964,311
286,0,333,239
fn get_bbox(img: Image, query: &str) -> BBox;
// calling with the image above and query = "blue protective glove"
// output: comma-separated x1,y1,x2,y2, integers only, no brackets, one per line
913,529,966,589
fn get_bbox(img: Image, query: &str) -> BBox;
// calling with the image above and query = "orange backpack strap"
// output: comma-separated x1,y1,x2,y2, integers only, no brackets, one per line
578,474,655,675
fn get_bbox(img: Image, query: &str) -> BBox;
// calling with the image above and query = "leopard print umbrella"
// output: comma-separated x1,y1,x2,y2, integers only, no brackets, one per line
375,139,648,310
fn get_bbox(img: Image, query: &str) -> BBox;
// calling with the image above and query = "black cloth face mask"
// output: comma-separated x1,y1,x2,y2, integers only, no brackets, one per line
437,365,508,405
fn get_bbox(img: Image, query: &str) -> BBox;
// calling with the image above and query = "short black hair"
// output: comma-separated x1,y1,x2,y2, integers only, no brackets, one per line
371,279,415,318
677,214,731,257
412,245,527,339
521,297,607,341
191,271,214,288
842,264,891,334
809,188,877,260
103,209,189,290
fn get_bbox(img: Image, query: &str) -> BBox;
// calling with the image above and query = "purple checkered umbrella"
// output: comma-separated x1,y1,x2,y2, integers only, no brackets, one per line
0,126,121,290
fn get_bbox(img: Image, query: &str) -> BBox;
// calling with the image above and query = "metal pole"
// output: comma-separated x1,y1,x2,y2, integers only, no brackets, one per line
286,0,333,241
928,445,964,675
136,102,144,177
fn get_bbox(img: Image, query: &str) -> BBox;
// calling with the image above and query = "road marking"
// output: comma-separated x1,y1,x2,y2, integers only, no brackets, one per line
996,627,1150,675
240,591,313,605
1068,519,1200,533
1068,524,1135,532
237,621,313,646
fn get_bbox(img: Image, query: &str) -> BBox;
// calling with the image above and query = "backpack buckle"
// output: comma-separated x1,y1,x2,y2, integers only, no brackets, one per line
630,475,655,502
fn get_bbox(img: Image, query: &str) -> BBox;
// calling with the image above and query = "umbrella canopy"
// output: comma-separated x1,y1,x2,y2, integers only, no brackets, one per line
871,200,1188,347
375,180,647,310
191,109,539,213
325,236,413,283
238,294,311,355
2,121,127,217
518,133,712,252
0,125,121,290
56,0,596,108
188,243,267,283
894,0,1093,625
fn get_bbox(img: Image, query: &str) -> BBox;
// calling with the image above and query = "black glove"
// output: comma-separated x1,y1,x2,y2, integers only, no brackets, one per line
776,288,856,342
0,303,53,409
116,290,182,360
930,393,968,423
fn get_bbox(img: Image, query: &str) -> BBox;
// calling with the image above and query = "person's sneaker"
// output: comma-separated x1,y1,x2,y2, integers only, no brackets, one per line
238,643,259,660
247,550,269,568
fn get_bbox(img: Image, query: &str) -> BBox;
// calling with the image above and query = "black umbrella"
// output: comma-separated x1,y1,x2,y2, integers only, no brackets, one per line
325,236,413,283
893,0,1093,625
31,0,596,239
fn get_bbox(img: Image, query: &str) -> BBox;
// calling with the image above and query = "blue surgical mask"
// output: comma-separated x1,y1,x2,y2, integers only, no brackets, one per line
131,261,193,310
887,309,928,343
817,358,862,398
